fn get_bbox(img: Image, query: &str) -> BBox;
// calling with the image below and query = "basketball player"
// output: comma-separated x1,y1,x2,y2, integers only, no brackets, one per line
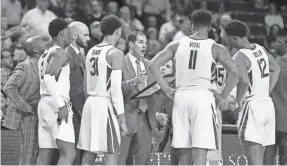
223,20,280,165
37,18,75,165
149,9,239,165
77,15,128,165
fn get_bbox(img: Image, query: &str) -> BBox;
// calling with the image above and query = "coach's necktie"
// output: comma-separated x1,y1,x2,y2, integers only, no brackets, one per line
78,52,85,71
136,58,148,112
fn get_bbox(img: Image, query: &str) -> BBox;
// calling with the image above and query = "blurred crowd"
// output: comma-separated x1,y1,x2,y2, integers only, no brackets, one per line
1,0,287,121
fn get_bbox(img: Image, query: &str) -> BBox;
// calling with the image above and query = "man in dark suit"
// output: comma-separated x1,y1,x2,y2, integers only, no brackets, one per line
119,31,158,165
67,21,90,165
3,36,47,165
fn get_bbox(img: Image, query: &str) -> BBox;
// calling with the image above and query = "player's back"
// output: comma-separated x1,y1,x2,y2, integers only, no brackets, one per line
175,36,216,90
86,44,115,97
238,44,270,98
38,46,70,101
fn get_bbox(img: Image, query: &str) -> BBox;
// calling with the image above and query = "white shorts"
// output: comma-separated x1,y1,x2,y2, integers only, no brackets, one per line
171,88,219,150
237,96,275,146
38,96,75,149
77,96,120,154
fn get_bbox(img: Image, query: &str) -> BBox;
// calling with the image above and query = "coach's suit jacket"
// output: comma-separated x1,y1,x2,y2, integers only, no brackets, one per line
121,55,157,134
3,57,40,130
66,45,86,165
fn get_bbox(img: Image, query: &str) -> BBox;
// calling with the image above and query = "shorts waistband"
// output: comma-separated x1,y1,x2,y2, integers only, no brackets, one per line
41,95,71,105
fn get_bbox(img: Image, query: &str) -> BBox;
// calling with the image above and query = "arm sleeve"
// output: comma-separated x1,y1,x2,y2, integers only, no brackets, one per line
43,74,65,108
111,70,125,115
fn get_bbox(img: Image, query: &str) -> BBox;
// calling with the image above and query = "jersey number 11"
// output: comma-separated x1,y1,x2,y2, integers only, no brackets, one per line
189,50,198,69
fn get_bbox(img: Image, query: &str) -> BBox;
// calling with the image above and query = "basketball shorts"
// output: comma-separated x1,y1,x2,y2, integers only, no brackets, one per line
172,88,219,150
77,96,120,154
237,96,275,146
38,96,75,149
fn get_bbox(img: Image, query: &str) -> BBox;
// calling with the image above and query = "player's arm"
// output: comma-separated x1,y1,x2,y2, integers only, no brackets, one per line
233,52,250,104
212,43,239,98
263,48,280,93
44,49,68,108
149,41,179,97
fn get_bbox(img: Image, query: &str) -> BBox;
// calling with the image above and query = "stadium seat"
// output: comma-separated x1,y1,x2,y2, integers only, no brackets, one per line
248,23,267,36
226,1,250,12
232,12,265,24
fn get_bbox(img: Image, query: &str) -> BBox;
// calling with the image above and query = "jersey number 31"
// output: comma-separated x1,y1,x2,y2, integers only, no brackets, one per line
90,57,99,76
189,50,198,69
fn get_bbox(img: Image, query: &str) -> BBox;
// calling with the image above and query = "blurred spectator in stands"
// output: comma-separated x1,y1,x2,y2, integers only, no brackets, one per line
61,0,87,24
87,0,105,27
142,0,171,30
253,0,269,12
173,16,191,41
146,27,162,60
116,38,128,54
208,28,220,43
281,4,287,13
1,17,8,36
212,2,230,28
21,0,57,42
1,92,8,121
181,0,194,17
200,0,207,10
107,1,119,15
159,12,180,46
147,16,158,29
1,51,14,88
87,21,102,51
1,0,23,29
265,3,284,30
2,38,13,51
219,14,232,42
266,35,280,58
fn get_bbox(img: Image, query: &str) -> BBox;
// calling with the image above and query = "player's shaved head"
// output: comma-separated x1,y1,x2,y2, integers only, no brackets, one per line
23,36,47,57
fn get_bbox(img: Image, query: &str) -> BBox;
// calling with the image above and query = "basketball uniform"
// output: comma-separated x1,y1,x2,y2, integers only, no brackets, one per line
236,44,275,146
37,46,75,149
77,44,120,154
172,36,219,149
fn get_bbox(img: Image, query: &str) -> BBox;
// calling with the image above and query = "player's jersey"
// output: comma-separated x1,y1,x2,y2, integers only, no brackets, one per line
38,46,70,101
175,36,216,89
211,63,227,93
237,44,270,98
86,44,115,97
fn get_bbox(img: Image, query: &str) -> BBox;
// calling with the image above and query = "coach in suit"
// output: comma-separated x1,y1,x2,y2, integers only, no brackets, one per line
3,36,46,165
119,31,157,165
67,21,90,165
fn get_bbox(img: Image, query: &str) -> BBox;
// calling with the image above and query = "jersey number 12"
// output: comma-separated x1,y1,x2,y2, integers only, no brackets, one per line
257,58,269,78
90,57,99,76
189,50,198,69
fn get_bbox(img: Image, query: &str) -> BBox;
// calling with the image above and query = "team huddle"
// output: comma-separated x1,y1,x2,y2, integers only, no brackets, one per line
37,9,280,165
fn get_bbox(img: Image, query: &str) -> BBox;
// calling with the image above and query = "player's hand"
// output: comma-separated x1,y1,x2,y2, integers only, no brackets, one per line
58,104,69,124
214,93,229,110
118,114,128,136
165,87,176,99
134,72,148,85
156,113,168,126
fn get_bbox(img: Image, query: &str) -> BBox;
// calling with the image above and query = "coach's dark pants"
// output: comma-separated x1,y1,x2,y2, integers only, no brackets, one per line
72,106,84,165
264,131,287,165
119,112,152,165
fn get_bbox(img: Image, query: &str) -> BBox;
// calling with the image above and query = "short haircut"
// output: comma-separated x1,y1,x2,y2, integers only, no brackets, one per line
100,15,122,36
190,9,212,27
127,31,145,44
48,18,69,38
224,20,248,38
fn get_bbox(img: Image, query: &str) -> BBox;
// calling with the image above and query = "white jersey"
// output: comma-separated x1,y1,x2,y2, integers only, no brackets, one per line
237,44,270,98
86,44,115,97
38,46,70,101
175,36,216,89
211,63,227,93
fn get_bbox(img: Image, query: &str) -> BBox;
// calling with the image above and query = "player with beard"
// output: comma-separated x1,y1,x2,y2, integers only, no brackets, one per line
224,20,280,165
77,15,128,165
66,21,90,165
37,18,75,165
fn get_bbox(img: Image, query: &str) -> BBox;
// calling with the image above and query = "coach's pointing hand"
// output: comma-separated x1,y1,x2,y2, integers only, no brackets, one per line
134,72,148,85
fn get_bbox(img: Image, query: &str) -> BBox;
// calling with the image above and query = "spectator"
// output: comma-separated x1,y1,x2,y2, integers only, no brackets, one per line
208,28,220,43
1,51,14,88
281,4,287,13
2,38,13,51
147,16,158,29
265,3,284,30
253,0,269,12
87,0,105,26
61,0,87,24
212,2,230,28
200,0,207,10
181,0,194,16
1,0,23,29
173,16,191,41
107,1,119,15
218,14,232,43
266,35,280,58
146,27,162,60
1,92,8,121
21,0,57,41
158,12,180,46
1,17,8,36
87,21,102,51
142,0,171,30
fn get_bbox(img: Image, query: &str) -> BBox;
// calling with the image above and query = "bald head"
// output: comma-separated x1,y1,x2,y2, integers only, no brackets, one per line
69,21,90,48
23,36,47,57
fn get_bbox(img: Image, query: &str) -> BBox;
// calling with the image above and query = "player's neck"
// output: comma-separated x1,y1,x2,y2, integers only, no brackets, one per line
102,36,116,46
239,41,254,50
190,31,208,39
50,39,65,49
